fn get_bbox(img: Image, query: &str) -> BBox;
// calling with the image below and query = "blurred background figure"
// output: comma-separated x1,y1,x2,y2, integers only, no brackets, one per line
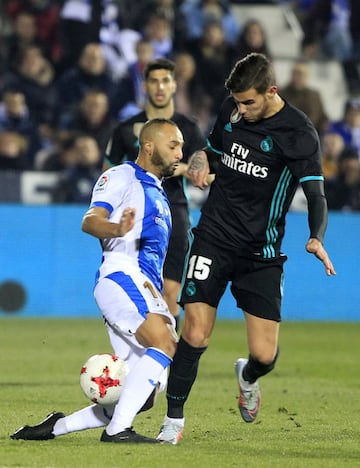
325,147,360,211
232,18,271,63
116,39,155,120
142,12,174,59
0,130,29,170
55,43,118,118
185,19,234,124
128,0,188,51
328,98,360,159
180,0,241,46
34,136,78,172
2,11,51,73
279,60,329,135
173,51,212,134
0,88,42,166
51,135,102,203
0,44,58,148
57,89,116,158
300,0,360,94
320,131,346,180
5,0,62,70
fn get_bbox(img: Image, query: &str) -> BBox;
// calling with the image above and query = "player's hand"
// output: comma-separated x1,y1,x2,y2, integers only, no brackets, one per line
187,150,210,189
118,208,136,236
305,238,336,276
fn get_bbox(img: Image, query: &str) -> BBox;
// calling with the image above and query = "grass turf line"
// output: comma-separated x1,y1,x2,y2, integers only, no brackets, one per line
1,318,359,468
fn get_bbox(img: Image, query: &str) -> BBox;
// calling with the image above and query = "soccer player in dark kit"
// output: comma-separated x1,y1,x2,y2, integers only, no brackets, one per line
105,58,205,331
157,53,336,444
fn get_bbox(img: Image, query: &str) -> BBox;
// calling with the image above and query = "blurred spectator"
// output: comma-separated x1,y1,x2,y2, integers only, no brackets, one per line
301,0,360,93
279,60,329,135
1,44,58,128
180,0,241,46
57,89,117,157
34,137,78,172
98,3,141,82
2,11,51,73
320,131,346,180
173,51,212,133
6,0,62,68
59,0,140,78
51,135,102,203
142,12,173,58
325,147,360,211
301,0,352,59
328,98,360,159
0,89,42,165
186,19,233,117
116,39,155,120
55,43,118,118
58,0,105,69
133,0,188,51
232,18,271,63
0,130,29,170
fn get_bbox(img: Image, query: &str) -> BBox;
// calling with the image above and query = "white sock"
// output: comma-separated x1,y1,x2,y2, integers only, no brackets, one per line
106,348,172,435
53,404,114,436
164,416,185,427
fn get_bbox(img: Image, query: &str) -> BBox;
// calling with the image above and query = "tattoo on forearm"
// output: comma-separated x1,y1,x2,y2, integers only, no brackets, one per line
189,152,206,172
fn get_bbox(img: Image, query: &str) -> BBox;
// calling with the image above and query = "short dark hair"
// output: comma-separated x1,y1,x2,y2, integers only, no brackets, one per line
225,53,275,94
144,58,176,80
139,118,177,146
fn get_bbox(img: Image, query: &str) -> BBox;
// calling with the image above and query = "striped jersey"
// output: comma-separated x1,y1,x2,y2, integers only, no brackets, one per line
197,97,323,258
90,162,171,292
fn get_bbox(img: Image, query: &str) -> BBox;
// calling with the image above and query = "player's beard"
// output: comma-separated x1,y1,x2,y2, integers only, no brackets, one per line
151,149,176,178
148,95,172,109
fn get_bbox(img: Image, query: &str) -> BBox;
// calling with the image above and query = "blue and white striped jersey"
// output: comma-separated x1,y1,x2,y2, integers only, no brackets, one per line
90,161,171,292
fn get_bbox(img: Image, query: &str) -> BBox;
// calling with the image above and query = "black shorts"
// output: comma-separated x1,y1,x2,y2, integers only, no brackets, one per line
179,233,287,322
163,205,190,283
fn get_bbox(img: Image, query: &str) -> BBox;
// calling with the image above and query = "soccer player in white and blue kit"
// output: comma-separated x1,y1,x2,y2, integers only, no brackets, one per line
10,118,184,443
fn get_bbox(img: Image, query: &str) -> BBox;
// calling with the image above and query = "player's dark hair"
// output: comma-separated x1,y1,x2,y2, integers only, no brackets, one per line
225,53,275,94
139,118,177,147
144,58,176,80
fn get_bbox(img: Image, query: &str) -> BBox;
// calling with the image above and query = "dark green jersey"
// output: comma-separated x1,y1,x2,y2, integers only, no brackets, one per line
197,97,323,258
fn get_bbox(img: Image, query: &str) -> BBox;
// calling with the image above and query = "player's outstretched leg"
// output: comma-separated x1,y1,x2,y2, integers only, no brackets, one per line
235,359,261,423
10,412,66,440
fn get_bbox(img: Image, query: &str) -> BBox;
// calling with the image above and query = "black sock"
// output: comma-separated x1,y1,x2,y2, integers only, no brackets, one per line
242,348,279,384
166,336,207,418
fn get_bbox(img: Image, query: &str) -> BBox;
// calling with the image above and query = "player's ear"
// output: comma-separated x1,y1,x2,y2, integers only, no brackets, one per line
144,140,154,154
267,85,278,97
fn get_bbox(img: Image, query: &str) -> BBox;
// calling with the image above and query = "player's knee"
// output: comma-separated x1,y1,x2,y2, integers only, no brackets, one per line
247,348,279,380
181,308,213,347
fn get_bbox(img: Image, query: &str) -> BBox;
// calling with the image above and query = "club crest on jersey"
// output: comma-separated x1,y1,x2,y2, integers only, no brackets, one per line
230,108,242,123
95,174,109,192
260,136,273,152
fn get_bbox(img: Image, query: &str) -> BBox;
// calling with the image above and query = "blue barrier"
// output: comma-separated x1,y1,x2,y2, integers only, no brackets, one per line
1,205,359,320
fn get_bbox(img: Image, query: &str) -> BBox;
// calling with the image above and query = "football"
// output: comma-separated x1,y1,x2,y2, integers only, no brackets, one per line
80,353,129,406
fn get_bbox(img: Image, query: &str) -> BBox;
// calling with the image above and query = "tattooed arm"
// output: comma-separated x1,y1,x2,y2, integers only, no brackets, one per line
187,150,217,189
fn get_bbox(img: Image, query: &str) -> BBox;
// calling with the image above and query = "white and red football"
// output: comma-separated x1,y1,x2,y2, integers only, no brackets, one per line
80,353,128,406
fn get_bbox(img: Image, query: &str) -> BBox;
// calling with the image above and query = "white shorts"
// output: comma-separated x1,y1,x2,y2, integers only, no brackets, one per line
94,270,174,392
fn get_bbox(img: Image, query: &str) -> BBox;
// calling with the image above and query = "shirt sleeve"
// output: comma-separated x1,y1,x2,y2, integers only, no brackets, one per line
90,168,127,214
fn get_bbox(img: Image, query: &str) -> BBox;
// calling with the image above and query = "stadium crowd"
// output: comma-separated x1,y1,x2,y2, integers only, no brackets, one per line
0,0,359,211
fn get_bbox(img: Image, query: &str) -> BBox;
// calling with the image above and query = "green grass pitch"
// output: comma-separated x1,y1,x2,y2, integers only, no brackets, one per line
1,318,359,468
